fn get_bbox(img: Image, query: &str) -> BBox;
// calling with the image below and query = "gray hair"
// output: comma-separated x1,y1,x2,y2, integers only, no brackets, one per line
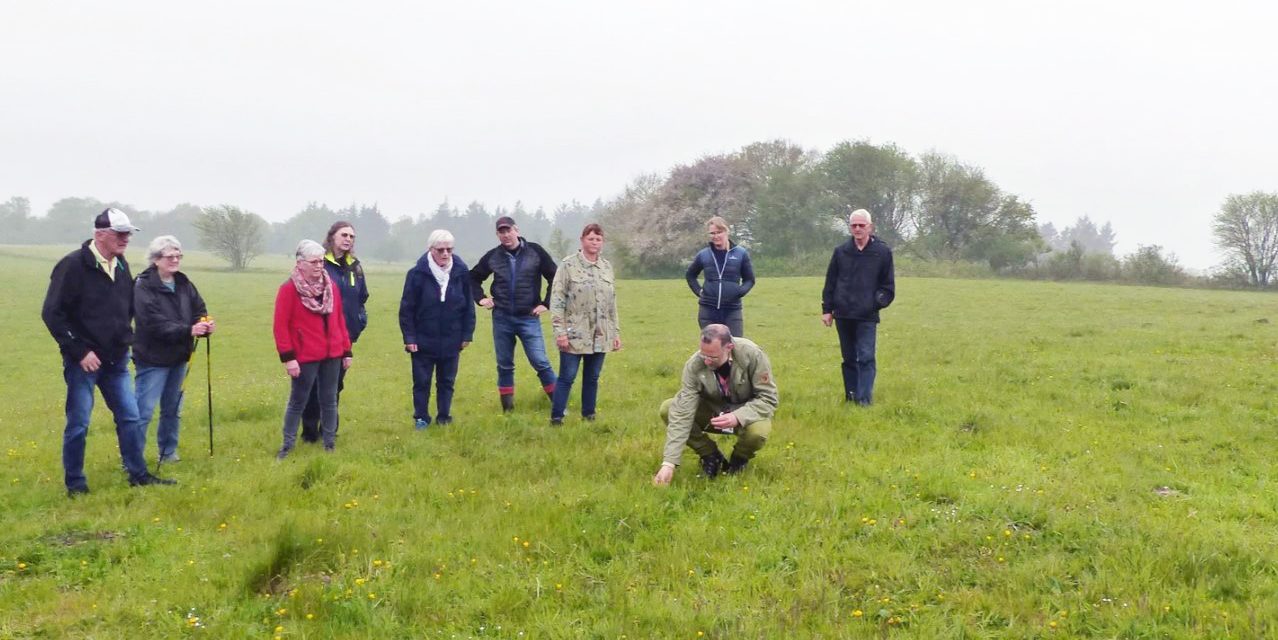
146,235,182,266
700,323,734,347
427,229,455,249
849,208,873,224
295,239,324,261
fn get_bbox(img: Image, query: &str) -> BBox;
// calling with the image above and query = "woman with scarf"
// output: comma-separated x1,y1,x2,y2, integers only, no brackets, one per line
399,229,475,429
273,240,352,457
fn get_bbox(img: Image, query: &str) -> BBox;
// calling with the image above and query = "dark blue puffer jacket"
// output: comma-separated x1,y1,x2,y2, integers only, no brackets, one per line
685,242,755,310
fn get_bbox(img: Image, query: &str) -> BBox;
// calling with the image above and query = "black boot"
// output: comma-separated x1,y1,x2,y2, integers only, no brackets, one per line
700,449,728,479
723,455,749,475
500,393,515,413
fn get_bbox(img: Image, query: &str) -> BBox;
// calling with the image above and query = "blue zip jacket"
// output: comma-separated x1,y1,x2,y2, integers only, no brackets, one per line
400,254,476,358
325,252,369,343
685,242,755,311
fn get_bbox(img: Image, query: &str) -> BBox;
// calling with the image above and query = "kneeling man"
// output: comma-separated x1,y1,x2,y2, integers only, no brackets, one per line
653,324,778,485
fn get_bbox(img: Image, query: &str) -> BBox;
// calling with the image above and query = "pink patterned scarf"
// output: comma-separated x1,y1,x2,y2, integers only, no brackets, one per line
290,264,333,314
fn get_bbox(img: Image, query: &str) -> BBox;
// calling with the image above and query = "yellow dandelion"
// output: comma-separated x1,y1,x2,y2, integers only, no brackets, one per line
306,613,314,620
367,592,376,600
274,625,284,633
852,610,863,618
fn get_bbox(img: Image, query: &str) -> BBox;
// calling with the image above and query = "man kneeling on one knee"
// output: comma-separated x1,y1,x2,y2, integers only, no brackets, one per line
652,324,778,485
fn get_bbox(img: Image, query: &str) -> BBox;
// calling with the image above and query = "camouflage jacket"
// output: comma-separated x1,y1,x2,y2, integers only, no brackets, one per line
663,337,778,466
549,251,620,354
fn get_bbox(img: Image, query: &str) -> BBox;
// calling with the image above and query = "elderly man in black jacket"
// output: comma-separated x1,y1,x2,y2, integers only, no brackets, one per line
821,209,895,405
41,209,176,496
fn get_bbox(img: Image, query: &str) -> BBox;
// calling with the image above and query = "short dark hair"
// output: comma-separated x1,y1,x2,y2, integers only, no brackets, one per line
700,324,733,347
581,223,604,239
323,221,355,256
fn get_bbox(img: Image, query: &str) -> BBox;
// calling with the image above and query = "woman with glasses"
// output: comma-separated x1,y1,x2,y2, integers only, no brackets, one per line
399,230,475,429
274,240,353,457
685,216,754,337
300,221,369,443
133,235,213,463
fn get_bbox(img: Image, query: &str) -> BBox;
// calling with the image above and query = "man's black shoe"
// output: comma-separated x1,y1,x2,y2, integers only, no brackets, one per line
67,486,90,498
700,450,728,479
500,394,515,413
723,456,749,475
550,417,563,427
129,472,177,487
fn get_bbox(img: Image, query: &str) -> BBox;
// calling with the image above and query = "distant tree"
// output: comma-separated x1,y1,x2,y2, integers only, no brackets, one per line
1212,192,1278,287
1051,215,1117,255
194,205,267,270
817,140,917,246
911,153,1042,268
0,196,32,242
1122,245,1185,285
548,227,571,260
271,202,337,254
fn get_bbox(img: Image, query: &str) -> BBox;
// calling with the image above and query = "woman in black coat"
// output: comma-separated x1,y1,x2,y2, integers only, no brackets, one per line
133,235,214,462
399,230,476,429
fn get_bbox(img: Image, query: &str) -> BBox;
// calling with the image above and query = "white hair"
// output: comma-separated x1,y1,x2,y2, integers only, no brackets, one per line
146,235,182,265
427,229,455,249
849,208,873,224
295,239,324,261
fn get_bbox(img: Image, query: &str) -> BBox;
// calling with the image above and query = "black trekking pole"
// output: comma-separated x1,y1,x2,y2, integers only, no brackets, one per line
205,332,214,457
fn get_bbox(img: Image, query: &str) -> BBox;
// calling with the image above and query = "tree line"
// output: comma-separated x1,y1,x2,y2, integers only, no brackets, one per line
3,139,1274,288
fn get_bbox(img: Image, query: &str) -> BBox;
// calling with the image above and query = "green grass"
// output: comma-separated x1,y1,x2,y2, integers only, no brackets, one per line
1,244,1277,638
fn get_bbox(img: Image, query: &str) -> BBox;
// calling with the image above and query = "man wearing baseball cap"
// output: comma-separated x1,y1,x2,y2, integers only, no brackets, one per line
42,208,176,496
470,216,559,413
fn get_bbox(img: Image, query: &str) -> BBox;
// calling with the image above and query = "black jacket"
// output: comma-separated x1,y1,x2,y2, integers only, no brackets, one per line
821,236,895,322
399,254,476,358
133,265,209,367
42,240,135,365
325,253,370,343
686,242,755,310
470,238,557,315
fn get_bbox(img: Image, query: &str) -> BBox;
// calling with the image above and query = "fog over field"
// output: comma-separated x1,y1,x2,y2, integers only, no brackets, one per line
3,1,1276,271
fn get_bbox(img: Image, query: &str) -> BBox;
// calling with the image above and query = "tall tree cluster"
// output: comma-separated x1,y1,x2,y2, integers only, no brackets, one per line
600,139,1046,275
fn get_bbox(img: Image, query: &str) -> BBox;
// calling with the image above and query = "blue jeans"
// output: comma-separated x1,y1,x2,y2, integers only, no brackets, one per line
551,352,606,420
62,355,150,490
491,310,557,391
411,352,460,423
135,362,187,458
835,319,877,405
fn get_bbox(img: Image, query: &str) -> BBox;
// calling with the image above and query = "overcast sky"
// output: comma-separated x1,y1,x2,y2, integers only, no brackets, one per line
3,1,1275,270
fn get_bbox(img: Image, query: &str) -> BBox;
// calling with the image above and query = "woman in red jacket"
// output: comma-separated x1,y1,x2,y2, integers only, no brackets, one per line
273,239,353,457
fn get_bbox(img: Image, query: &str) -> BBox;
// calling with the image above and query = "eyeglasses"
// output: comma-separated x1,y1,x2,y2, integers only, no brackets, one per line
338,232,356,239
160,253,183,261
432,247,454,253
850,223,868,228
303,258,324,265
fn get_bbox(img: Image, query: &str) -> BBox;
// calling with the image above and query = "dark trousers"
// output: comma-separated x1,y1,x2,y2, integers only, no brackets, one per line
835,318,877,405
302,365,346,442
283,359,341,450
411,351,460,424
697,306,744,338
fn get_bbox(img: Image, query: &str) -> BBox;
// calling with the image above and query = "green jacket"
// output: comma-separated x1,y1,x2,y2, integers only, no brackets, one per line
663,337,778,465
549,251,620,354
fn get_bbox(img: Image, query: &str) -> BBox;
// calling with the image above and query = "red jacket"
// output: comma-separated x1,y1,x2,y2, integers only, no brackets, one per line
274,279,353,363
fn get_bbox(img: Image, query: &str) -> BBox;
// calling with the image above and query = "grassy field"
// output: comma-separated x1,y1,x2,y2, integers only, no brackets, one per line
1,243,1276,639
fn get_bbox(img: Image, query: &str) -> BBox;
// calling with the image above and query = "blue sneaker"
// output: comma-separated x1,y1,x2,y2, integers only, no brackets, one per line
414,418,429,431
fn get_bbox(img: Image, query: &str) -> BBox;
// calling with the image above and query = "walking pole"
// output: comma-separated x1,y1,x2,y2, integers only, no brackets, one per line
205,332,214,457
